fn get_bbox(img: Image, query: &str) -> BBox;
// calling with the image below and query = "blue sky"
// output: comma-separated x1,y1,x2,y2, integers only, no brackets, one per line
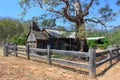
0,0,21,18
0,0,120,29
0,0,42,20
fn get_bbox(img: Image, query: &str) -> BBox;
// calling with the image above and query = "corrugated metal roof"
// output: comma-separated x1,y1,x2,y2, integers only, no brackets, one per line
45,29,65,38
67,32,76,38
45,29,104,40
45,29,77,38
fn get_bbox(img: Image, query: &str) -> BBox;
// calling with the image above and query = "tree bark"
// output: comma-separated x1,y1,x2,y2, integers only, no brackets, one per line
76,19,88,52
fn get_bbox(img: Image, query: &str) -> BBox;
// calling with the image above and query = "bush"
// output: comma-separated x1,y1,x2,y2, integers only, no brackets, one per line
9,36,26,45
87,38,110,49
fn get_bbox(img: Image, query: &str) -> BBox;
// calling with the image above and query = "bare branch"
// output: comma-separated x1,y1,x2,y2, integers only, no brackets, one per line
36,0,42,8
36,0,76,22
83,0,95,17
85,18,106,27
62,0,76,22
73,0,83,18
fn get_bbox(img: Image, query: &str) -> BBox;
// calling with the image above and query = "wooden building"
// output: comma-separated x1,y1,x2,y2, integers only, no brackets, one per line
26,21,79,51
26,21,105,51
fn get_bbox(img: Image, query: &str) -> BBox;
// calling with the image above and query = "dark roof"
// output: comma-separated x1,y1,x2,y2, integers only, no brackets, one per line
31,30,50,40
26,21,50,42
30,21,41,31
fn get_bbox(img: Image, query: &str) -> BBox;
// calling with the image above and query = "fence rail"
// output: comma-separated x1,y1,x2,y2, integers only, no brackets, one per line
3,43,120,78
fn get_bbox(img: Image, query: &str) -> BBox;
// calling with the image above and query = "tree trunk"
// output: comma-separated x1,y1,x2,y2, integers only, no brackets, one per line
76,21,88,52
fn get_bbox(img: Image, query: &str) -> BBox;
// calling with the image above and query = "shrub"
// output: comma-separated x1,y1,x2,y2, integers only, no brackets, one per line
87,38,110,49
9,36,26,45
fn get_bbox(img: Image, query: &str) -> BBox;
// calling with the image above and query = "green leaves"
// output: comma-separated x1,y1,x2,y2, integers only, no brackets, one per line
99,5,113,20
56,26,66,31
0,18,27,45
10,36,26,45
107,26,120,45
87,38,109,49
116,0,120,5
41,19,56,28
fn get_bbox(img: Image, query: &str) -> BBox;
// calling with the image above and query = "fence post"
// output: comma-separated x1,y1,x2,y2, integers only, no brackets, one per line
4,43,9,57
15,44,18,57
3,44,6,56
89,48,96,78
47,45,51,65
108,48,112,66
26,45,30,60
114,44,120,59
114,44,119,52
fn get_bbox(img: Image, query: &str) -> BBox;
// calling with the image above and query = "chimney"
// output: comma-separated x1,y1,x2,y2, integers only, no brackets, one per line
30,21,40,31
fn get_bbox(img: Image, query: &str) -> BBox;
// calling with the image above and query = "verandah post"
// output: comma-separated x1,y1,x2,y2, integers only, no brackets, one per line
89,48,96,78
47,45,52,65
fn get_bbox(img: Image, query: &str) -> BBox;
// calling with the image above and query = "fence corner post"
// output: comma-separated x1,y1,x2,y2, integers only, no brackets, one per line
4,43,9,57
15,44,18,57
47,45,52,65
89,47,96,78
26,45,30,60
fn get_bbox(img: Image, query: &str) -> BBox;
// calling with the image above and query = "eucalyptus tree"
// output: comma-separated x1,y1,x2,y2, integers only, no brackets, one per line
19,0,120,51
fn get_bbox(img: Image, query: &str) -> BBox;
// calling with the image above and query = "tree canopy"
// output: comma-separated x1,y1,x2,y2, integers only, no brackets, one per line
19,0,120,26
0,18,28,45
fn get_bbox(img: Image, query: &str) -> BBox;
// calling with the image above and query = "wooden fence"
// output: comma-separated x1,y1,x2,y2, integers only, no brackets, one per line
3,43,120,78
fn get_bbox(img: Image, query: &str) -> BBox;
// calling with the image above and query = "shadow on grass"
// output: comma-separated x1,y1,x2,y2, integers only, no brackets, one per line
52,63,89,75
16,56,29,60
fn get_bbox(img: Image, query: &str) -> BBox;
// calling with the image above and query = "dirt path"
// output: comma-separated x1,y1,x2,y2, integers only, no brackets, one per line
0,49,120,80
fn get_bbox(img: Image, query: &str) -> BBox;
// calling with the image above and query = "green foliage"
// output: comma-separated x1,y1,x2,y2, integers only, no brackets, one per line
87,38,110,49
10,36,26,45
56,26,66,31
41,19,56,28
116,0,120,5
86,24,120,48
99,4,113,21
0,18,28,45
106,26,120,45
97,38,110,49
87,40,96,48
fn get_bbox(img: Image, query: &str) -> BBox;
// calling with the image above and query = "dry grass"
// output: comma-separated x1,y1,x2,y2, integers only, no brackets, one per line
0,48,120,80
